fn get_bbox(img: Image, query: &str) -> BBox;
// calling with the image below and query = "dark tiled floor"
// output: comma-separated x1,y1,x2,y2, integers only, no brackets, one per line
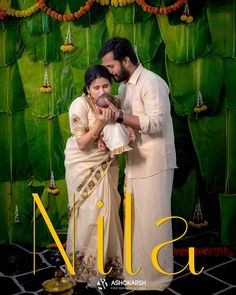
0,243,236,295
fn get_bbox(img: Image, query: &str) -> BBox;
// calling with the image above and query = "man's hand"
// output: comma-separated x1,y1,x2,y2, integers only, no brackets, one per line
105,98,120,121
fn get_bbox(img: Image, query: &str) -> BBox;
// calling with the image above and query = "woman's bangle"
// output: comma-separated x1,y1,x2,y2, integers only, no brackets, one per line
89,129,98,139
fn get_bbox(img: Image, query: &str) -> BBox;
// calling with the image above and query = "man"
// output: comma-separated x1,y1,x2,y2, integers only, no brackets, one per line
98,37,177,292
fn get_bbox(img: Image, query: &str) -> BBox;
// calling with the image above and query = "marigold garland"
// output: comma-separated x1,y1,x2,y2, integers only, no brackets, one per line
135,0,188,15
36,0,95,22
0,0,190,20
5,3,39,18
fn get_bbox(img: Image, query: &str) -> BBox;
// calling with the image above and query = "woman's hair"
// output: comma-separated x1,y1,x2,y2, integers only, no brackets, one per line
98,37,138,65
83,65,112,95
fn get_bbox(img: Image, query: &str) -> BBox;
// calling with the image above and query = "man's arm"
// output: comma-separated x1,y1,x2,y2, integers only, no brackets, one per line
105,98,141,130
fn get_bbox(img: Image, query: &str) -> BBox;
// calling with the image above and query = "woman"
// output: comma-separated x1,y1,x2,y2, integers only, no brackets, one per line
65,65,123,288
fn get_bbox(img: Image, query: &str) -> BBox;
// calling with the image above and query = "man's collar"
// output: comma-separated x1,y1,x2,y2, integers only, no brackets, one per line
127,63,143,85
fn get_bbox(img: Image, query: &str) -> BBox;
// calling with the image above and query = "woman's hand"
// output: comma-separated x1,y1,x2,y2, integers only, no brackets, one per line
96,106,112,124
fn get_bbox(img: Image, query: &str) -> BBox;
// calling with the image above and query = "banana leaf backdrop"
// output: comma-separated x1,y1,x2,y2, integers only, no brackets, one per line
1,0,236,248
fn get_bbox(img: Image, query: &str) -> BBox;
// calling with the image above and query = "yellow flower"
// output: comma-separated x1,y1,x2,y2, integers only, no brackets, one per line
186,16,194,23
47,187,59,195
40,86,53,93
180,14,187,21
200,105,207,112
193,106,201,113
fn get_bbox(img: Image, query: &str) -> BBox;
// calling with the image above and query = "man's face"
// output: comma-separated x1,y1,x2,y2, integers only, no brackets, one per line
102,51,130,83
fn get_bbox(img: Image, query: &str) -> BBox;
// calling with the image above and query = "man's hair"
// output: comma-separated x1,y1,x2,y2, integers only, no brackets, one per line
96,93,120,108
98,37,138,65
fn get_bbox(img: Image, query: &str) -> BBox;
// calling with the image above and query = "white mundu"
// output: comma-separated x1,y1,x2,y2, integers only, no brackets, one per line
102,122,132,158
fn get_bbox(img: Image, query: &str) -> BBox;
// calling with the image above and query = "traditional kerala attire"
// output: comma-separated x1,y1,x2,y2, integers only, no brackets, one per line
119,64,177,291
64,95,123,288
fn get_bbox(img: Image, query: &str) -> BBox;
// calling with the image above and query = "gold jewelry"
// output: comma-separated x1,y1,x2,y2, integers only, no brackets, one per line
89,130,98,139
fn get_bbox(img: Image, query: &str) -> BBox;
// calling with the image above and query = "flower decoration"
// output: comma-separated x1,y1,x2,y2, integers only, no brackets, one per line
110,0,135,7
0,0,189,20
180,2,193,24
40,66,53,93
188,199,208,229
36,0,95,22
60,24,76,52
193,91,208,114
47,171,59,195
135,0,188,15
0,8,7,20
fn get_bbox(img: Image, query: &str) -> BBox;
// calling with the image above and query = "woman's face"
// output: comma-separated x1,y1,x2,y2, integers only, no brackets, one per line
87,77,111,101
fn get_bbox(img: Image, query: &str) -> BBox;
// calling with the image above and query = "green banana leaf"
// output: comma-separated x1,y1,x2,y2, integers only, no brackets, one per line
108,2,156,24
61,20,108,69
188,101,226,193
69,66,85,95
21,21,63,62
106,10,162,64
68,0,108,27
223,58,236,193
157,5,212,63
166,54,223,116
0,182,10,243
19,0,62,36
17,52,75,116
171,111,195,188
164,0,206,26
33,178,68,238
0,21,24,66
144,42,168,83
0,111,31,181
58,112,71,149
219,193,236,246
207,0,236,58
24,109,65,181
172,168,200,224
0,62,27,113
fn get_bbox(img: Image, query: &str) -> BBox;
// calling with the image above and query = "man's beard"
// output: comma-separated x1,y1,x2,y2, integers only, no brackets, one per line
113,66,129,83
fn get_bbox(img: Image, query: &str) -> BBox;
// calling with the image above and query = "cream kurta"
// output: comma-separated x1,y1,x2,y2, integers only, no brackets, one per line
119,64,177,290
64,96,123,287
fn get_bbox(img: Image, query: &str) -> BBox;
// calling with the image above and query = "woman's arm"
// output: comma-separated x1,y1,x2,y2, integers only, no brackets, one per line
76,107,112,151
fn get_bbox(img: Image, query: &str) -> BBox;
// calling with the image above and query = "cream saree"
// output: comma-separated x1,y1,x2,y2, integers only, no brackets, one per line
64,96,123,288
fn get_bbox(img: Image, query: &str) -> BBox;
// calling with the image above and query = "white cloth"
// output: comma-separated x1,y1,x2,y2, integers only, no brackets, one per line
124,169,174,290
102,122,132,157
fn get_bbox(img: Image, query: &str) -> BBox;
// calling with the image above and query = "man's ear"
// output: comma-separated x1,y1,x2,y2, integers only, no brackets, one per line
123,56,131,67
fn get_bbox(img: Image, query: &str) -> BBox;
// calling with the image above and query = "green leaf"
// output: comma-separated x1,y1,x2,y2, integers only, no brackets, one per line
61,20,108,68
0,22,24,66
109,3,153,24
24,109,65,181
68,0,108,27
223,58,236,193
166,54,223,116
157,5,212,63
207,0,236,57
21,21,63,62
106,11,162,63
0,111,31,181
0,62,27,113
17,52,75,116
188,101,226,193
